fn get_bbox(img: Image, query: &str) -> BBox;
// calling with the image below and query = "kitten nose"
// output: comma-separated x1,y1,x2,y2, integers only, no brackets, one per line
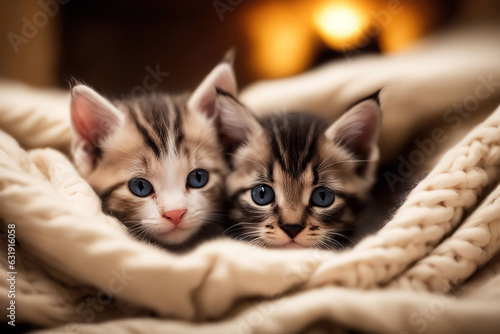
280,224,304,239
163,209,187,225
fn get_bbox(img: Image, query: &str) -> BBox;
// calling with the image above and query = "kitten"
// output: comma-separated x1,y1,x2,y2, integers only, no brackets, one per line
216,91,382,249
70,60,238,248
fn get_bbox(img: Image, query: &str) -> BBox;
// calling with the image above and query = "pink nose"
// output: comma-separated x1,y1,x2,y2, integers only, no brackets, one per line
162,209,187,225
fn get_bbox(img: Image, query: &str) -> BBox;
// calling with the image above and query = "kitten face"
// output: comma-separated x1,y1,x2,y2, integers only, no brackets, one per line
70,61,237,246
217,92,381,249
87,95,225,245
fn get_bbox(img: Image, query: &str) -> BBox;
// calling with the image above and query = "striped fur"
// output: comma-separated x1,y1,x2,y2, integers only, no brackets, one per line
71,61,238,248
219,93,381,249
82,92,226,247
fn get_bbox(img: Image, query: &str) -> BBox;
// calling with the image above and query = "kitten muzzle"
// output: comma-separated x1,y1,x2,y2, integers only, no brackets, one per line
279,224,305,239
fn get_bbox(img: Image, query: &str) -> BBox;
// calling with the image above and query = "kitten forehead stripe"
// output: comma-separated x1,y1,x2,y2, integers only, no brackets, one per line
269,117,288,172
135,94,170,154
123,94,189,157
173,103,184,149
264,113,325,176
313,168,319,185
300,121,318,172
127,105,161,157
266,163,274,182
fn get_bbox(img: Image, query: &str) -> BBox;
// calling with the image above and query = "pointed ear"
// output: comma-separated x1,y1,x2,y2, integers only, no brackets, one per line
214,89,262,150
70,85,124,175
325,97,381,162
71,85,123,143
222,47,236,65
187,61,237,118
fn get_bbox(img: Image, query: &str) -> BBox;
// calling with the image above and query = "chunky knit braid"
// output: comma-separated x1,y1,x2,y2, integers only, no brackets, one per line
307,112,500,289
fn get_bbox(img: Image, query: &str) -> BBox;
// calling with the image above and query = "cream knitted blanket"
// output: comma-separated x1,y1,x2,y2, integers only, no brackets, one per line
1,26,500,334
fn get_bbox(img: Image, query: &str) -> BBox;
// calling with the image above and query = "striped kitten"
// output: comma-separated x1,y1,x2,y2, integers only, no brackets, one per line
70,61,237,248
217,91,381,249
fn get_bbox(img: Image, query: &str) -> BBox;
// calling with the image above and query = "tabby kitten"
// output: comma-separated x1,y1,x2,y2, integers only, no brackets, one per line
217,91,382,249
70,61,238,247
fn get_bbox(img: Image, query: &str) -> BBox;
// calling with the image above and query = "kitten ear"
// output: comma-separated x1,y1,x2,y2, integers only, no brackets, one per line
325,95,382,163
70,85,124,175
222,47,236,65
71,85,123,143
187,61,237,118
214,89,262,150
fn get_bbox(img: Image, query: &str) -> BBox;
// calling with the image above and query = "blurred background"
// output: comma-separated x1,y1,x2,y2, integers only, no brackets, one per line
1,0,498,96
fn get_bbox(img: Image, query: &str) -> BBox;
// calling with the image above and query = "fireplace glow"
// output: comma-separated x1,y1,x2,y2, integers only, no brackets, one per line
243,0,432,79
314,3,366,50
244,3,315,78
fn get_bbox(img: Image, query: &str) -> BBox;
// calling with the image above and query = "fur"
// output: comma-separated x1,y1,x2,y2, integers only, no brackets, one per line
70,62,237,248
218,92,382,249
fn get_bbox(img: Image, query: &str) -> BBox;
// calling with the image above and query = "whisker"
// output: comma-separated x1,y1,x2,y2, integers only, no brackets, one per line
322,235,345,249
235,231,262,239
326,230,356,243
223,222,257,234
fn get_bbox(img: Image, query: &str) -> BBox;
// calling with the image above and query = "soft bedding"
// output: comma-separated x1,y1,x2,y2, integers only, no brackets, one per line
1,24,500,334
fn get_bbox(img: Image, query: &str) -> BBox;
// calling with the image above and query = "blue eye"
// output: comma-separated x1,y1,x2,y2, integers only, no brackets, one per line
187,169,209,188
251,185,275,206
311,187,335,207
128,178,153,197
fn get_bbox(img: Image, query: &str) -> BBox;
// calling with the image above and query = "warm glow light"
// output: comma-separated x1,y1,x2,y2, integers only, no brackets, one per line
245,4,315,78
244,0,431,78
378,2,430,53
253,24,311,77
314,3,366,50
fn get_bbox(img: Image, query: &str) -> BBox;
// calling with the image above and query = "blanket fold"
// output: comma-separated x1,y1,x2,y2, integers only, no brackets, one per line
2,24,500,331
1,95,500,332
